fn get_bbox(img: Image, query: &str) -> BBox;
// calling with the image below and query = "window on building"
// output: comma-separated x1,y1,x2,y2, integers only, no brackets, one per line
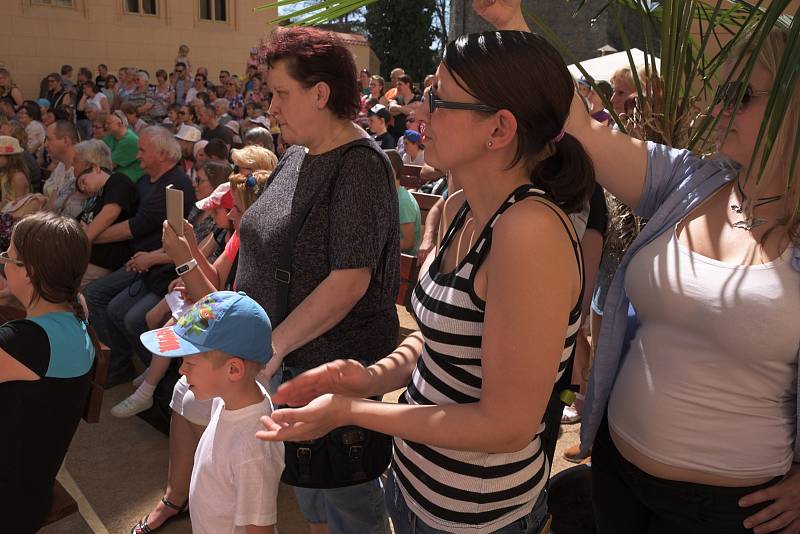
32,0,75,6
126,0,157,15
200,0,228,22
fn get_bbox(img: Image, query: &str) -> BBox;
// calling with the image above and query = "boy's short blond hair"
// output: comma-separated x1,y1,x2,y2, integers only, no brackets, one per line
203,350,266,378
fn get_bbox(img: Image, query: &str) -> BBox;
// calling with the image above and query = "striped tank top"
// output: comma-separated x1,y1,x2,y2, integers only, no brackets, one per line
393,184,583,533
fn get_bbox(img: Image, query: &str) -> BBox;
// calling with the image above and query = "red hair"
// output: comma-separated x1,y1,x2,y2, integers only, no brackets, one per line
264,27,360,120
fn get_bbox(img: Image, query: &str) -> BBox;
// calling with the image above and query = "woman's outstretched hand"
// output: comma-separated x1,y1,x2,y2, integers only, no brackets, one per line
472,0,528,31
257,393,347,442
270,359,373,407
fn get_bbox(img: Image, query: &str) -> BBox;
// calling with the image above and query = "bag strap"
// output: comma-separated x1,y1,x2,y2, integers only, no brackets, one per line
272,140,392,326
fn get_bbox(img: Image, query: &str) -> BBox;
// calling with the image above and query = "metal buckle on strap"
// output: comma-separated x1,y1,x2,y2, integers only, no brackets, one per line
274,268,291,284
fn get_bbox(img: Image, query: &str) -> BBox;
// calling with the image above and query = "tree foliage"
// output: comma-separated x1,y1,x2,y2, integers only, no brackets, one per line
364,0,438,81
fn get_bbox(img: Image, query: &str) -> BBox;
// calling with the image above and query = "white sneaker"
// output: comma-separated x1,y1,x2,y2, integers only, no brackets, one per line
132,370,148,388
110,393,153,418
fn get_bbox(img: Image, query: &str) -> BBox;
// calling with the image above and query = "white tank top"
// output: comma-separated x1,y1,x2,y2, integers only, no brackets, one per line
609,226,799,479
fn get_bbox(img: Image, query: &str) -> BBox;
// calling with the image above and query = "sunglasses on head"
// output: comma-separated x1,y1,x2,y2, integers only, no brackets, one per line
425,87,499,115
713,81,769,113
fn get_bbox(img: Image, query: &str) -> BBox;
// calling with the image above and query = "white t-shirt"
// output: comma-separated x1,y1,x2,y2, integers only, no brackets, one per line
402,150,425,166
189,384,285,533
89,92,107,110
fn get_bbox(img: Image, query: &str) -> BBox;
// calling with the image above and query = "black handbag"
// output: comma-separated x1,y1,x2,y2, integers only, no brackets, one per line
274,140,395,489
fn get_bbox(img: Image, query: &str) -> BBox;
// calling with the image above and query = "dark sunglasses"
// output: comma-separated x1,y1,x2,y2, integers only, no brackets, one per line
713,81,769,113
425,87,498,115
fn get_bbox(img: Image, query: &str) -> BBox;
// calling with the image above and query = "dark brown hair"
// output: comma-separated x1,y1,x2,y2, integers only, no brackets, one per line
443,31,594,213
264,27,360,120
12,212,90,316
383,149,403,179
196,159,232,188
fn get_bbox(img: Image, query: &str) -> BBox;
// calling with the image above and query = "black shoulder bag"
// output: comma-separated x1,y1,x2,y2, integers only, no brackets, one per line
275,141,394,489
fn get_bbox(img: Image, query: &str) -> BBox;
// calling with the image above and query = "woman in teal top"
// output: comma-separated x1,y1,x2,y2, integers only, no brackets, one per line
0,212,95,533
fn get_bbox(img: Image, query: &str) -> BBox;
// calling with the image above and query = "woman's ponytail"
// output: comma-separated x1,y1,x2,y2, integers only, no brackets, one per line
532,133,595,214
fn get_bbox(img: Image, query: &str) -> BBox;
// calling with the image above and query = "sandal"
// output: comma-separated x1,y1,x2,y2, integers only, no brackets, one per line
130,496,188,534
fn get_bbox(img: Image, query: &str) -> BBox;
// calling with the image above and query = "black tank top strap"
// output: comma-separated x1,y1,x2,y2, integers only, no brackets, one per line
470,184,585,320
437,199,472,253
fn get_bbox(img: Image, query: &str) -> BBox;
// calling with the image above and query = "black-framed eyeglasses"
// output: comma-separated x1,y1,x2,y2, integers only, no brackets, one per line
713,81,769,113
425,87,499,115
0,251,23,266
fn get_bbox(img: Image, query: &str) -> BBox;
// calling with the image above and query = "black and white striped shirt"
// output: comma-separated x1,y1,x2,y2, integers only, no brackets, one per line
393,185,583,533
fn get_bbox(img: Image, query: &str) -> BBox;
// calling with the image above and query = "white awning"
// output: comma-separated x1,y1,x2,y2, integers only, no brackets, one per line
568,49,661,83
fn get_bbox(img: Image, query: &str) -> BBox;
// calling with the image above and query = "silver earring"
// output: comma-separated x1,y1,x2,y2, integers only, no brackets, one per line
487,140,493,148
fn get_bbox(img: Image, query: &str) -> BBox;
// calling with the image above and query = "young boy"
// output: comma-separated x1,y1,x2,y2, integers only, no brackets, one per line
140,291,284,534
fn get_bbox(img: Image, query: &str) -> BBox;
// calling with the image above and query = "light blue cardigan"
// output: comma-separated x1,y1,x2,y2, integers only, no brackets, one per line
580,141,800,459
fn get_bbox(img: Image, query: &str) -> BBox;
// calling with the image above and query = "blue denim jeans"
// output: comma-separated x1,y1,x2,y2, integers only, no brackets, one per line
293,479,390,534
281,365,391,534
385,469,549,534
84,267,160,372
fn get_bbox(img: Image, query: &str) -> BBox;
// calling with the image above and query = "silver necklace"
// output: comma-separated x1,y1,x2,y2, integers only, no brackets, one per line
730,179,783,231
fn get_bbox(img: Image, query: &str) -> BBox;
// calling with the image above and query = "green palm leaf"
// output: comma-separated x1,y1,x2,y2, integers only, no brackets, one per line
257,0,797,184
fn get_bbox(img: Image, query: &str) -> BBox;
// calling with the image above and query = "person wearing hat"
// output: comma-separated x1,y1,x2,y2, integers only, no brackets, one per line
224,120,243,147
103,110,144,182
135,291,284,534
0,135,32,208
175,124,203,180
367,103,395,149
400,129,425,165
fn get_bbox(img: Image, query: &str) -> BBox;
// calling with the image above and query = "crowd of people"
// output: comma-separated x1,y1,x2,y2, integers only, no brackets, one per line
0,1,798,533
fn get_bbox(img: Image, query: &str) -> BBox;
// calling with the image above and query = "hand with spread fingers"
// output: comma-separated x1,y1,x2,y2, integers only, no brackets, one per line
741,464,800,534
257,393,349,443
269,359,374,408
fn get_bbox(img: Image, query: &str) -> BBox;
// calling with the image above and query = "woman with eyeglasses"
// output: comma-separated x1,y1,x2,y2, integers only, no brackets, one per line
0,212,96,533
257,30,593,534
45,73,71,112
476,2,800,532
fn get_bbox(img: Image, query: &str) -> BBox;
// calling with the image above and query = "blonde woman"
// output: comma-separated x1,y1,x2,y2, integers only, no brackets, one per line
230,143,278,176
478,2,800,531
0,136,31,208
0,68,23,108
609,66,637,115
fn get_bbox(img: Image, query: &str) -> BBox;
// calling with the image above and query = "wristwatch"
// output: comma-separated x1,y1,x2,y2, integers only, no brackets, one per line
175,258,198,276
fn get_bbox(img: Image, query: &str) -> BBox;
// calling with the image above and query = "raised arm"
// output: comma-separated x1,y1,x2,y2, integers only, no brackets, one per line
474,0,649,208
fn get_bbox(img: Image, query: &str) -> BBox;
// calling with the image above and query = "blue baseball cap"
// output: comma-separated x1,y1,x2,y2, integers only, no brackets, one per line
140,291,273,364
403,130,421,143
36,98,51,109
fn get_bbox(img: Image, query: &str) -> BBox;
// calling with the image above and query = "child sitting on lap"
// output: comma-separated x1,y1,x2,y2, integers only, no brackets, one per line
140,290,284,534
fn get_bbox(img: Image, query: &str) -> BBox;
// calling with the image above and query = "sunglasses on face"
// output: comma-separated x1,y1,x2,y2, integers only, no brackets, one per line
0,250,23,267
425,87,499,115
713,81,769,113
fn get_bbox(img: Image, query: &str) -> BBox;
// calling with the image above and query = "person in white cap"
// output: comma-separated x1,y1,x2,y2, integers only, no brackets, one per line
175,124,203,183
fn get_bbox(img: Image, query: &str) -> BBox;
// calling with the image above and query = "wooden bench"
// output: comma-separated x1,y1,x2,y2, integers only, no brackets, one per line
0,305,109,527
399,164,429,190
411,191,441,227
397,254,419,314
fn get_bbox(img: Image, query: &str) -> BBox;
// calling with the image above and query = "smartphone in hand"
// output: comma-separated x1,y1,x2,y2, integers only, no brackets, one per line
165,184,184,237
